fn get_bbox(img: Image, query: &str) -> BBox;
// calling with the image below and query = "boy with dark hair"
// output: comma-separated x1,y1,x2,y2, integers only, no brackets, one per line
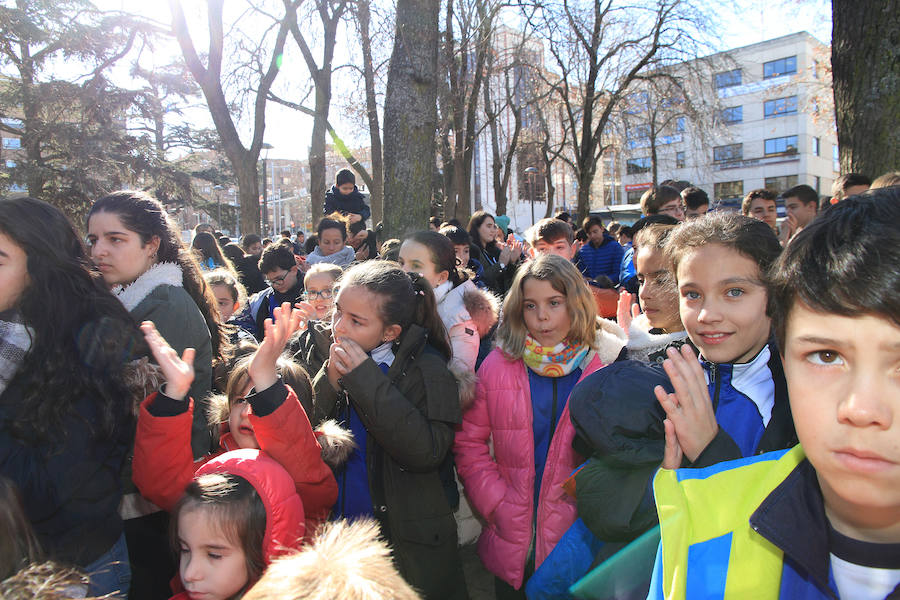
831,172,872,203
574,216,625,284
741,188,778,231
640,185,684,220
648,189,900,599
680,187,709,219
440,225,486,288
232,243,304,340
782,184,819,241
323,168,370,225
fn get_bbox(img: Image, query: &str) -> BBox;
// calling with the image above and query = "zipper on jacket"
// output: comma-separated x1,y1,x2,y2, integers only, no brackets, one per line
709,362,722,411
548,379,559,441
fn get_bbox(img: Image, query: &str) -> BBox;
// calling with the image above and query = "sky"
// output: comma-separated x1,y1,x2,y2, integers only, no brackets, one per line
99,0,833,161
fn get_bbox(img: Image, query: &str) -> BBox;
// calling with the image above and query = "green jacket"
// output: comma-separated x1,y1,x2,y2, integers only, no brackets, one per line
311,325,468,600
118,263,213,458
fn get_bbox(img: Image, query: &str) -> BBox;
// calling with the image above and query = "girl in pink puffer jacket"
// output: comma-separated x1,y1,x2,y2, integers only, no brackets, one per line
454,255,626,596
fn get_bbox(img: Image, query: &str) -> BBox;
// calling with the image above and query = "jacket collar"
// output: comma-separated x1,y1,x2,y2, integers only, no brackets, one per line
113,262,183,312
387,324,427,378
750,459,833,594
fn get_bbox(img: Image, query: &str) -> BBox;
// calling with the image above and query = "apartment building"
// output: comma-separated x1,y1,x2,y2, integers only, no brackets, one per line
618,31,838,207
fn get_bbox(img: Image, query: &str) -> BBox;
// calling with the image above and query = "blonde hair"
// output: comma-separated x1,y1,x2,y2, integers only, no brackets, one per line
871,171,900,189
304,263,343,287
496,254,598,358
242,519,421,600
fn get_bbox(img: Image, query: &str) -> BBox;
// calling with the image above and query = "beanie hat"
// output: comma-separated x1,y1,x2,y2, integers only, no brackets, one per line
494,214,511,234
336,169,355,187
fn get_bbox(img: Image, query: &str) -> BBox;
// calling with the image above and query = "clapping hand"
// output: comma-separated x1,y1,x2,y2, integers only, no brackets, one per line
654,345,718,463
141,321,194,401
248,303,305,391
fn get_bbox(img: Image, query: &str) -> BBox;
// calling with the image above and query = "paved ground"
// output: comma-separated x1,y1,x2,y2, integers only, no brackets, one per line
460,542,495,599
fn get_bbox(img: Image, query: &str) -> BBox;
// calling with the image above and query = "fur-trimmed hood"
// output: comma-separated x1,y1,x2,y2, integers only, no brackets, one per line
433,279,500,338
112,262,183,312
626,314,689,364
592,317,628,366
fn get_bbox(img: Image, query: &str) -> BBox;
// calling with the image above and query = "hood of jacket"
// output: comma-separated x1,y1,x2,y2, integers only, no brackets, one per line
434,279,500,337
113,262,183,312
626,314,689,363
195,449,305,562
306,245,356,267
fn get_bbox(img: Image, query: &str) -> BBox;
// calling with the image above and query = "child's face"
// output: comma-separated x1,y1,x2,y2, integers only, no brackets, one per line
303,273,336,320
477,218,497,246
332,285,398,352
748,198,777,230
657,199,685,221
0,233,29,313
783,303,900,541
337,182,355,195
398,240,448,289
178,507,250,600
229,382,259,449
211,284,239,321
587,225,605,245
318,228,345,256
532,238,575,260
636,246,681,332
684,203,708,220
677,243,770,364
453,244,470,265
522,277,572,348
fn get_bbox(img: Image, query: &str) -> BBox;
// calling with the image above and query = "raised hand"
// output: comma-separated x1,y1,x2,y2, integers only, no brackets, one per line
654,344,718,463
248,303,305,391
506,235,524,264
661,418,684,470
355,244,370,261
330,337,369,377
616,290,642,332
141,321,194,401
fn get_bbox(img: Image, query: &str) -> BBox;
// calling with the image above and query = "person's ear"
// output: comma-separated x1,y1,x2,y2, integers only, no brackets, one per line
147,235,161,257
436,269,450,286
382,324,402,343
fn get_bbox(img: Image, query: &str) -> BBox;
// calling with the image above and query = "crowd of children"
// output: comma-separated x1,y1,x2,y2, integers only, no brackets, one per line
1,167,899,600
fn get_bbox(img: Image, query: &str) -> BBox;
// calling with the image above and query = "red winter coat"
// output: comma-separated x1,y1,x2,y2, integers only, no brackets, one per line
168,449,305,599
133,381,337,534
454,320,625,589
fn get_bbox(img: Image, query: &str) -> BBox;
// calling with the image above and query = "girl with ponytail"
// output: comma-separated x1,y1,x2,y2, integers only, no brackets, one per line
309,261,467,599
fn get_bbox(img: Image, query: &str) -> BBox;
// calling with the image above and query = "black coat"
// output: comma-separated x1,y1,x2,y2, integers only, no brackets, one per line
323,186,371,223
310,325,467,599
234,254,267,295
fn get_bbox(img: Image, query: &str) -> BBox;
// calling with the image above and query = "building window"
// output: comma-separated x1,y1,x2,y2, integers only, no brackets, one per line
812,137,820,156
713,144,743,163
4,160,15,169
626,157,652,175
763,56,797,79
764,175,798,193
833,145,840,172
719,106,743,124
715,69,741,89
814,176,821,193
676,151,686,169
1,137,21,150
764,135,799,156
626,190,646,203
715,180,743,200
764,96,798,118
675,117,686,133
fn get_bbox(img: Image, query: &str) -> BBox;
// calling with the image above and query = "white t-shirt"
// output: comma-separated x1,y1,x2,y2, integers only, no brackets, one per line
829,524,900,599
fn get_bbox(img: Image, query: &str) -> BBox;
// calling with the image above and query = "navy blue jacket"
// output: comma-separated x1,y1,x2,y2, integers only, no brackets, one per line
323,185,371,223
575,233,625,283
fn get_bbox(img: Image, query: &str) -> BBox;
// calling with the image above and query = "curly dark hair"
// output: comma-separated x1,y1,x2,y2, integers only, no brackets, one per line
0,197,144,443
88,191,228,359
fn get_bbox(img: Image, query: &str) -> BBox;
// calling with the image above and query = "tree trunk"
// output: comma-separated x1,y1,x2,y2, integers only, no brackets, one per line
358,0,384,225
382,0,440,239
832,0,900,176
234,160,260,238
309,82,328,224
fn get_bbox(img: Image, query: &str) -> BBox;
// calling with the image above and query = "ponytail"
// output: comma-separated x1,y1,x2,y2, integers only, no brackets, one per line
404,230,470,289
407,272,452,360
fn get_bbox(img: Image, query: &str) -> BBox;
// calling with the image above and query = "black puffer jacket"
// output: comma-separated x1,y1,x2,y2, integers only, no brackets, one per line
323,185,371,223
310,325,467,599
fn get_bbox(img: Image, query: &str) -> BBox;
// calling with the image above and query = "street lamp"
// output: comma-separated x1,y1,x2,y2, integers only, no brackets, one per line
524,166,538,226
262,142,274,236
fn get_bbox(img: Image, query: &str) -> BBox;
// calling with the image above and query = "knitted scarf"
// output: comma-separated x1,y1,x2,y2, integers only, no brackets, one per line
522,335,589,377
0,310,33,397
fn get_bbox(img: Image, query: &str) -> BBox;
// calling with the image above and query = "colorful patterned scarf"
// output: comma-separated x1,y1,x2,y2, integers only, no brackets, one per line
522,335,590,377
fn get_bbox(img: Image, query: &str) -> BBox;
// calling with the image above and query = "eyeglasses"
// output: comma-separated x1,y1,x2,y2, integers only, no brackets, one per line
265,269,293,286
304,289,334,300
659,204,685,217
